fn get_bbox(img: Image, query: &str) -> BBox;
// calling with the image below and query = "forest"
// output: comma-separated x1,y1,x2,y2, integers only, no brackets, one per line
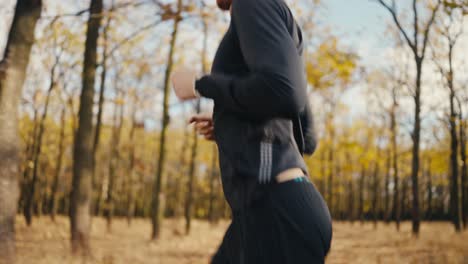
0,0,467,263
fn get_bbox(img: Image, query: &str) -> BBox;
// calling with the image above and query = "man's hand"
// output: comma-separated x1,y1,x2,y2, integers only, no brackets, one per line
189,113,214,141
171,68,200,101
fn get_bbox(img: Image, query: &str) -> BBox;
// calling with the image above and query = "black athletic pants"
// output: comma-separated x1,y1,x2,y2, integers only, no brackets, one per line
211,177,333,264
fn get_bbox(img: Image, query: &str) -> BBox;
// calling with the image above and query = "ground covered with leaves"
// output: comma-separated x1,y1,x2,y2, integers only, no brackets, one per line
16,216,468,264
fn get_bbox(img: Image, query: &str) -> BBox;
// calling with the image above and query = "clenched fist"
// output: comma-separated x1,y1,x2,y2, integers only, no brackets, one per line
189,113,214,141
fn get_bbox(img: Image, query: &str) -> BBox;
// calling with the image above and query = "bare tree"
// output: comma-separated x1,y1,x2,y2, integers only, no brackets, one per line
126,91,139,226
92,9,112,216
431,6,464,231
424,156,433,220
0,0,42,262
372,138,382,229
104,88,125,232
389,81,401,230
185,1,208,234
23,37,63,226
49,107,66,222
376,0,442,235
69,0,103,255
358,166,365,223
458,99,467,228
383,147,391,223
151,0,183,240
384,55,408,231
173,110,190,219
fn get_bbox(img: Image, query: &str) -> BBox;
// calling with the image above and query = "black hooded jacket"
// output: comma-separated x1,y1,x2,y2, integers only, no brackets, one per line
195,0,317,211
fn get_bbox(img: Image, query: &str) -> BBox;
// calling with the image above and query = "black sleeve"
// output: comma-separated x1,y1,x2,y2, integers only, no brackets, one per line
194,0,308,120
300,99,318,155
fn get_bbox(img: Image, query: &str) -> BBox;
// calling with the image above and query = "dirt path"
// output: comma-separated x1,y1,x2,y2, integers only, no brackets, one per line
15,216,468,264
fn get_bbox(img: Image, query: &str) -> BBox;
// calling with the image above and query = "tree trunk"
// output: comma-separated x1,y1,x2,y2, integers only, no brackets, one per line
185,106,200,235
67,96,77,139
372,157,379,229
410,59,422,235
126,100,138,226
425,157,433,220
19,107,38,213
460,118,467,228
92,13,111,215
69,0,103,256
208,145,218,224
390,98,400,230
24,56,58,226
384,148,391,223
0,0,41,262
105,93,124,232
347,177,354,222
173,121,190,218
447,45,462,231
94,168,105,216
346,155,354,222
19,139,38,229
401,176,408,221
151,0,182,240
185,9,207,233
339,162,346,219
335,160,343,219
327,147,334,216
50,108,66,221
460,120,468,229
327,114,335,214
358,165,365,224
377,0,440,236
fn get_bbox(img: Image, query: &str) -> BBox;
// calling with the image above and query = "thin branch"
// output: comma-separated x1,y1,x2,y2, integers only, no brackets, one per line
105,18,163,58
413,0,419,50
41,0,152,22
376,0,416,53
44,8,89,24
421,0,442,58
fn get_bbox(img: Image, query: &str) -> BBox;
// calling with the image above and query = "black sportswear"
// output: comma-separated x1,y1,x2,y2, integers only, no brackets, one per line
211,178,332,264
195,0,317,212
194,0,331,262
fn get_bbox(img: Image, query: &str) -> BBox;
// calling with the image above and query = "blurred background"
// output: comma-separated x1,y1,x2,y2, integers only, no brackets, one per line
0,0,467,263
